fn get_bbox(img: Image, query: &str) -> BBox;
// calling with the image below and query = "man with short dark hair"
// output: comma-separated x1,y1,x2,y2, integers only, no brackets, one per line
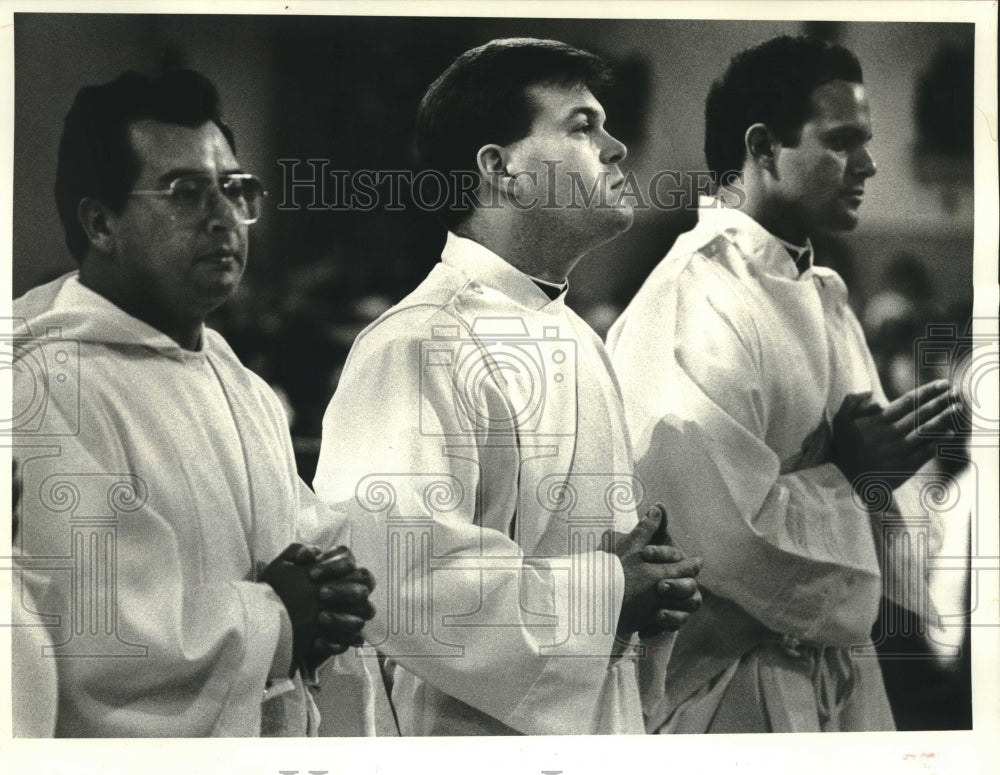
12,69,375,736
314,38,702,735
608,35,961,732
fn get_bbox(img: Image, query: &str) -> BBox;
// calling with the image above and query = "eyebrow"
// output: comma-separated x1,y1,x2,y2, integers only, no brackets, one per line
820,125,872,142
156,166,244,185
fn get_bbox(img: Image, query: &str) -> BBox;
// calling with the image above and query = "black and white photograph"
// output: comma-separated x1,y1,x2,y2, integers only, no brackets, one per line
2,1,997,773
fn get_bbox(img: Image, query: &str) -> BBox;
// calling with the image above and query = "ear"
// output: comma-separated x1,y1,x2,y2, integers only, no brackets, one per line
744,123,778,176
475,143,512,194
77,197,117,256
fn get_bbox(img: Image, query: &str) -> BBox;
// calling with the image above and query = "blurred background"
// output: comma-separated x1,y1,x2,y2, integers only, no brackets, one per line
12,13,975,731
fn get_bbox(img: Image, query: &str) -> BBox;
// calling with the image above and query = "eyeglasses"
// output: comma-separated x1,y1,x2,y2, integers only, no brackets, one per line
129,173,267,224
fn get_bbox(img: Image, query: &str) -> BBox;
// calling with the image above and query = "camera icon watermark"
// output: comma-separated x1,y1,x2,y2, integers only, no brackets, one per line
420,316,577,438
913,318,998,437
1,320,81,436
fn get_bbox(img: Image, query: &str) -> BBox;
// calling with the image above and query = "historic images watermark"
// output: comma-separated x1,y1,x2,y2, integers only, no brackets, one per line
275,159,746,213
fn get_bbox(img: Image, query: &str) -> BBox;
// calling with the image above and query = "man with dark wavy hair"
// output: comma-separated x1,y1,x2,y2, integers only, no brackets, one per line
609,35,960,732
13,69,374,736
315,37,702,735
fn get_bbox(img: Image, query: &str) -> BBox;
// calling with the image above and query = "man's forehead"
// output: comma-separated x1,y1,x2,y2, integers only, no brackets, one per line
524,82,604,122
805,80,871,126
127,119,239,179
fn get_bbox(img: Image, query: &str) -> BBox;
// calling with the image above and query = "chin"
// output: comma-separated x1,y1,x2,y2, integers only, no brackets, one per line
606,202,635,233
834,212,861,232
585,208,634,252
813,208,860,235
197,273,242,306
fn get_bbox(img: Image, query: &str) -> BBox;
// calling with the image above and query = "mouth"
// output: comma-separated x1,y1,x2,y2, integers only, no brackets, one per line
198,248,242,267
841,190,864,207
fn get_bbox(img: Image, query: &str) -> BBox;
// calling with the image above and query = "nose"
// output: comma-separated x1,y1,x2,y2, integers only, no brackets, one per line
601,129,627,165
854,145,877,179
204,184,243,230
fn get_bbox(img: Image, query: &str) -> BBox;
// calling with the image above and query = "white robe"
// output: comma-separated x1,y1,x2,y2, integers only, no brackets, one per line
607,203,896,732
11,581,58,737
10,274,355,736
315,233,670,735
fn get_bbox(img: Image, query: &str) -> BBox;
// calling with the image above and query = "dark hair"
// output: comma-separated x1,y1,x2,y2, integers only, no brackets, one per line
55,68,236,262
704,35,863,178
416,37,612,228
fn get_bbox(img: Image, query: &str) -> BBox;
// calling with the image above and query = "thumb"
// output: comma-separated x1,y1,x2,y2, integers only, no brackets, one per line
273,542,318,565
634,503,665,546
837,391,871,416
648,502,668,546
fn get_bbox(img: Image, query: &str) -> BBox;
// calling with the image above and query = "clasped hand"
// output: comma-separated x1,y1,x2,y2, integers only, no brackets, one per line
602,503,703,639
261,543,376,674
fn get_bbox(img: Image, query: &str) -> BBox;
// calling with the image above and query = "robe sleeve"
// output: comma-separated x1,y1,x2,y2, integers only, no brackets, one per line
313,309,632,735
610,260,882,647
14,376,291,737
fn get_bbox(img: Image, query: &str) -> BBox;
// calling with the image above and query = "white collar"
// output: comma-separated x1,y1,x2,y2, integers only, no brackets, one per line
440,232,565,310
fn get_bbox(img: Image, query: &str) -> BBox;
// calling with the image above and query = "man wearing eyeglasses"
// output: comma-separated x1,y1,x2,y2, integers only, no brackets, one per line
11,69,374,736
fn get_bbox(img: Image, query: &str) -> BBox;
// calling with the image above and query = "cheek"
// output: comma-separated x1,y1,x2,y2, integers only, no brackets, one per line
813,154,849,184
556,150,605,190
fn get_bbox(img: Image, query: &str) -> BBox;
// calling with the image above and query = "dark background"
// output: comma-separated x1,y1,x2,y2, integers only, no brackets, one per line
11,12,976,731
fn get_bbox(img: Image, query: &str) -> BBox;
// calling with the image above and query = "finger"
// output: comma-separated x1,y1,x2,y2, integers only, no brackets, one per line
318,611,367,633
642,544,686,564
657,577,700,599
351,600,377,622
273,542,309,562
309,550,357,581
318,581,372,608
898,386,961,431
656,596,702,613
904,404,961,443
317,545,355,563
883,379,951,422
649,502,668,545
321,632,365,650
344,566,377,592
312,638,350,658
652,609,691,631
654,557,703,580
319,595,376,623
633,503,666,547
292,544,323,565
